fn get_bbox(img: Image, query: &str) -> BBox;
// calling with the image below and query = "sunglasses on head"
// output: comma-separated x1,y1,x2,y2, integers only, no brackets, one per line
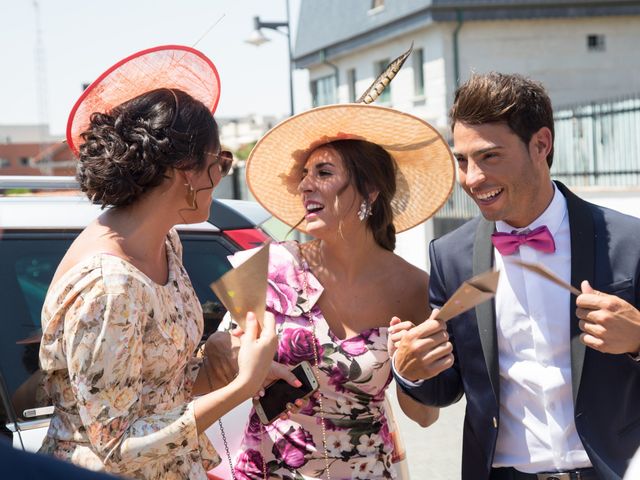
209,150,233,177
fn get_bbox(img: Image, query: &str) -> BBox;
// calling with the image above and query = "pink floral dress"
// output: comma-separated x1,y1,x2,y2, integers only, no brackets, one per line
39,230,220,479
232,242,397,480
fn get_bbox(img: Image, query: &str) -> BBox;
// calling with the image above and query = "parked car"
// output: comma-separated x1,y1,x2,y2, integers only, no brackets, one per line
1,176,410,480
0,175,275,453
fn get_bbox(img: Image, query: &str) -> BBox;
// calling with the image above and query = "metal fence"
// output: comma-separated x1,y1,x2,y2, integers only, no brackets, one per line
553,95,640,187
435,93,640,225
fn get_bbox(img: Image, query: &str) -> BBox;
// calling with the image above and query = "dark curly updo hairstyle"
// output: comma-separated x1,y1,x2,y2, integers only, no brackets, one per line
77,88,219,208
326,139,397,251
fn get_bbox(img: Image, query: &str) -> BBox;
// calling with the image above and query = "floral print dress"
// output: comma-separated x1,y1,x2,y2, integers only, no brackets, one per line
39,230,220,479
232,242,397,480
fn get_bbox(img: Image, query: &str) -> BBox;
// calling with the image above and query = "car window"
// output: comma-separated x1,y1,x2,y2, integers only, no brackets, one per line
260,216,312,243
0,231,237,424
1,235,67,419
179,234,236,338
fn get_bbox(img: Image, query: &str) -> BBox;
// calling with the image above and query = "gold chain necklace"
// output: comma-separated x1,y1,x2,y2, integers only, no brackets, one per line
298,244,332,480
257,244,332,480
212,243,332,480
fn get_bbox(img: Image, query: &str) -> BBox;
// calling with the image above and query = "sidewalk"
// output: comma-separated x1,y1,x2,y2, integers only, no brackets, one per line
388,382,466,479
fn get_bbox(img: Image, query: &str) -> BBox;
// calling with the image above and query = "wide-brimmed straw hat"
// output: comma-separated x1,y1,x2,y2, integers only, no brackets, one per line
66,45,221,154
246,103,455,233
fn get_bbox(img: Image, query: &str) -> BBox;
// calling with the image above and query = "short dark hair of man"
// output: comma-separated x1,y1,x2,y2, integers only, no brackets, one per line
450,72,555,167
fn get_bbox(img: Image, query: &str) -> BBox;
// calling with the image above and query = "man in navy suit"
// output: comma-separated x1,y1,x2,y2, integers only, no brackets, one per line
391,73,640,480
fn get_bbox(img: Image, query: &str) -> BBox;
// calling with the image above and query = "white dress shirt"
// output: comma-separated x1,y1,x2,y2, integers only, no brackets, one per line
492,184,591,472
624,447,640,479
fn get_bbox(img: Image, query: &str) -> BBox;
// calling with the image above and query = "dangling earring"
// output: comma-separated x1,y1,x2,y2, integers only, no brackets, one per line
358,199,372,221
185,182,196,208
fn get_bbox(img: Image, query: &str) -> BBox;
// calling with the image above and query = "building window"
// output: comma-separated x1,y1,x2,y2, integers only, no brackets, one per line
375,59,391,104
368,0,384,15
347,69,357,103
310,75,336,107
0,158,10,168
587,34,605,52
19,157,30,166
413,48,425,97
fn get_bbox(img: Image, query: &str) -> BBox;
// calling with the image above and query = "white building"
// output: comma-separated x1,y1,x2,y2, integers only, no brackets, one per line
214,114,283,200
292,0,640,270
218,114,280,151
0,124,59,144
294,0,640,130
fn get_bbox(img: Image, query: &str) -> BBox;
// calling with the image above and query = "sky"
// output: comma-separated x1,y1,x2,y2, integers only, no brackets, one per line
0,0,308,136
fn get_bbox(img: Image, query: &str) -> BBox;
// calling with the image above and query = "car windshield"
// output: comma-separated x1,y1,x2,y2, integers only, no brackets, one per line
0,230,235,423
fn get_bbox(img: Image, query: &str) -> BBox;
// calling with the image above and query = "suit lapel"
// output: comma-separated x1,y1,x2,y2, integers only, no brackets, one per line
473,217,500,404
556,181,595,405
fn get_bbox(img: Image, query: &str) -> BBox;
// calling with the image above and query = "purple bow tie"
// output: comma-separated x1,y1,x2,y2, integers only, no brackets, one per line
491,225,556,255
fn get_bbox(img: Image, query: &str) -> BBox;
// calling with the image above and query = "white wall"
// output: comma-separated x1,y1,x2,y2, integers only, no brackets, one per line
305,15,640,123
395,219,434,272
572,187,640,219
454,16,640,108
307,25,450,132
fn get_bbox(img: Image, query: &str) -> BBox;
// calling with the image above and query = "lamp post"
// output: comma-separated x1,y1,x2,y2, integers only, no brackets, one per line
245,0,294,117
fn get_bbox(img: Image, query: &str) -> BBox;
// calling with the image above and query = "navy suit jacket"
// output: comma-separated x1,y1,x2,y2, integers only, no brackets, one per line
395,182,640,480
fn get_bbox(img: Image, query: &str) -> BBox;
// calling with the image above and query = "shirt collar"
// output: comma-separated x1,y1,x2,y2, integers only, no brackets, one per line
495,182,567,235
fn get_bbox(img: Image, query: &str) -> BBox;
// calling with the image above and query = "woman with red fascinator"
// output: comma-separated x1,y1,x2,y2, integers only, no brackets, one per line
38,46,277,479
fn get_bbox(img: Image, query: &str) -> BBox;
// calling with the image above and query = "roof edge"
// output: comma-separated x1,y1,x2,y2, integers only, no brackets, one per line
293,0,640,67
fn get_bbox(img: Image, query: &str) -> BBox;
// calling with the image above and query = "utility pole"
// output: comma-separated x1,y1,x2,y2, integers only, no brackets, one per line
33,0,51,173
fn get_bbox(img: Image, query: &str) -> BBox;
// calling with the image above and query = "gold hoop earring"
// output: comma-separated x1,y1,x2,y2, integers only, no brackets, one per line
184,183,196,208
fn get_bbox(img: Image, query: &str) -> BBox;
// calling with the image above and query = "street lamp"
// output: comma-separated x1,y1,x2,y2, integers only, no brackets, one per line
245,1,294,117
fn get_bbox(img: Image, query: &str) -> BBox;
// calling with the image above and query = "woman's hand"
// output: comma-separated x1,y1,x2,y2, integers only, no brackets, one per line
262,361,302,390
254,361,316,421
387,316,415,357
235,311,278,397
203,331,240,390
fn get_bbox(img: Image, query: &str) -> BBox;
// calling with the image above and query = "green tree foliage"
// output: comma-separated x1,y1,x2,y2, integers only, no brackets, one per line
235,141,257,161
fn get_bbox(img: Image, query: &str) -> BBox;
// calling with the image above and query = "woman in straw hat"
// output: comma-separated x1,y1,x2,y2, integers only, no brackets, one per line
221,55,456,479
38,46,278,479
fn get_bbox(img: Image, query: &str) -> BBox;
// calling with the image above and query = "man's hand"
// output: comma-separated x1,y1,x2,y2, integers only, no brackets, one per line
576,280,640,355
393,308,454,382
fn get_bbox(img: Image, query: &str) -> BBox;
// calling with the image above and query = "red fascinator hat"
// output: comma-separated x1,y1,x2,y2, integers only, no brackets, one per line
66,45,221,154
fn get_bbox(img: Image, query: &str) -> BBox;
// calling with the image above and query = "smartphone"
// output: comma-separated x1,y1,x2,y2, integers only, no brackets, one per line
253,361,319,424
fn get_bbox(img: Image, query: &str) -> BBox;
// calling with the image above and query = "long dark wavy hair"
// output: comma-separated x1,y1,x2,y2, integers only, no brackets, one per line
324,139,398,251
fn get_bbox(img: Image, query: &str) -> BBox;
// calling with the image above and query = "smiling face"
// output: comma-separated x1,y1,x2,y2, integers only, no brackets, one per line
297,146,361,237
453,121,553,228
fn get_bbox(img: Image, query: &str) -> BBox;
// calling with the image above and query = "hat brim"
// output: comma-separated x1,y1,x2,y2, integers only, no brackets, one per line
246,104,455,234
66,45,221,154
